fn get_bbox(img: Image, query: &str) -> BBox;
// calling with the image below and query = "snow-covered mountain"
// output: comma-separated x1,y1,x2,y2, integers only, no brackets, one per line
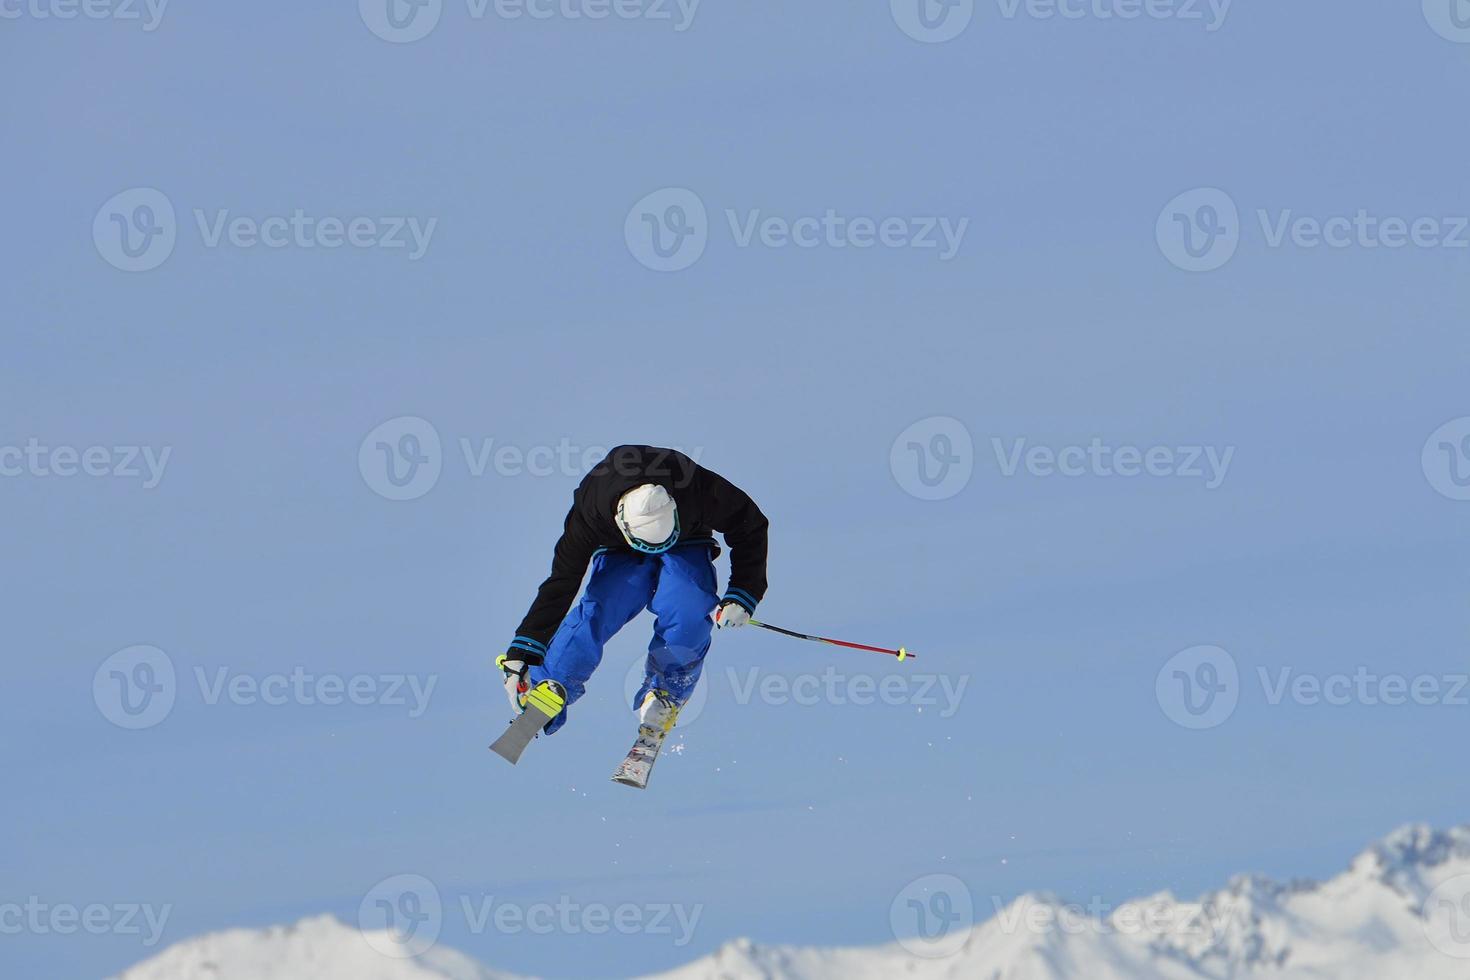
108,915,524,980
112,824,1470,980
650,823,1470,980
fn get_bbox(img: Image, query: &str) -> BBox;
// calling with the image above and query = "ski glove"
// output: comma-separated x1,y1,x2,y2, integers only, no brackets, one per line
715,601,751,629
496,653,536,714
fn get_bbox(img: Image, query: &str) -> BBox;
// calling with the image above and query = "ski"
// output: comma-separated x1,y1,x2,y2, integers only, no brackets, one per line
489,681,565,765
610,726,667,789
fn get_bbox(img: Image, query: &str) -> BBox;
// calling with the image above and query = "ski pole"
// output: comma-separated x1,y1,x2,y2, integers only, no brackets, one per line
746,619,915,661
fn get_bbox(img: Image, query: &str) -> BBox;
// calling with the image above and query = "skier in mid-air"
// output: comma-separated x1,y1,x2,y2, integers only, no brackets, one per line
494,445,768,783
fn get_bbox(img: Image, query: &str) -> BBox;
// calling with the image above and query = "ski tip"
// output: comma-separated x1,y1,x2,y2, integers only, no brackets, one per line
611,775,648,789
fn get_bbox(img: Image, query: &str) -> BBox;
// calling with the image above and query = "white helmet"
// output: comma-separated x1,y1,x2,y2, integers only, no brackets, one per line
616,484,680,554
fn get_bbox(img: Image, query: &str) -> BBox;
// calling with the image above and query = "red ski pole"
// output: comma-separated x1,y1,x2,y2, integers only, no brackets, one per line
745,618,915,661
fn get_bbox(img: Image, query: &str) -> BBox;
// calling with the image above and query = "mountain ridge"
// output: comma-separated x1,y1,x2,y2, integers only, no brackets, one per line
113,823,1470,980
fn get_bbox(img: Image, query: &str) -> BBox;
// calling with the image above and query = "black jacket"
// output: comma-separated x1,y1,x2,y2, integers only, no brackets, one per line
509,446,769,662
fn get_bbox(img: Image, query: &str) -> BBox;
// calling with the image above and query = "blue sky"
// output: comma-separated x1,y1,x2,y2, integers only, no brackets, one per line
3,2,1470,978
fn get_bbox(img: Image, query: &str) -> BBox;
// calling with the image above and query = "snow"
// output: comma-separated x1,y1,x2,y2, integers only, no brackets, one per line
112,824,1470,980
108,915,523,980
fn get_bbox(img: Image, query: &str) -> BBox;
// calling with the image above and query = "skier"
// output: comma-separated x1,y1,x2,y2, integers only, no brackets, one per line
496,445,769,771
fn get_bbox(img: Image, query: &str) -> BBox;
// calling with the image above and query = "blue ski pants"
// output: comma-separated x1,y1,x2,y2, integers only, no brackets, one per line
528,544,719,734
